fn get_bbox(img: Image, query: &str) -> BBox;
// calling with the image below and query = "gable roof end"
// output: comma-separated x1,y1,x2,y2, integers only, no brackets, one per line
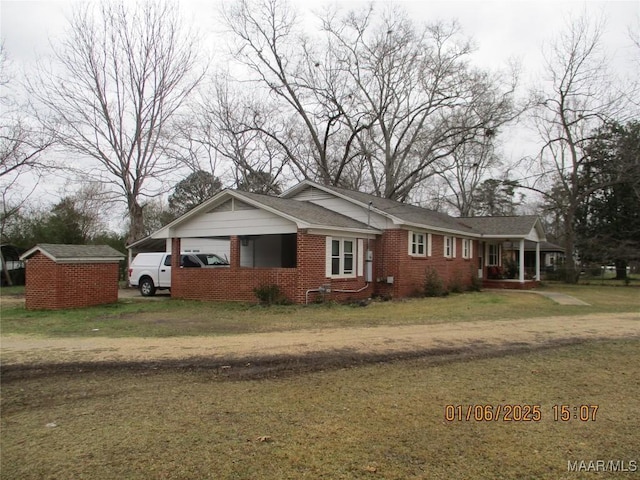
149,188,380,240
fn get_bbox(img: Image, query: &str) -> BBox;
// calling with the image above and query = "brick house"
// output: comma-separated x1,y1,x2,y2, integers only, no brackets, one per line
21,244,124,310
131,180,546,303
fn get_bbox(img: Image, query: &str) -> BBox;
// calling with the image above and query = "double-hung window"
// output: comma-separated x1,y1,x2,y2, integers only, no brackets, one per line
488,244,500,266
330,238,355,277
408,231,431,257
444,236,456,258
462,239,473,259
409,232,426,256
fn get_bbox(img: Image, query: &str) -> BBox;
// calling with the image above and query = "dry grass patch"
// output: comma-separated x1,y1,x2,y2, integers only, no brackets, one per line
4,284,639,338
2,339,639,479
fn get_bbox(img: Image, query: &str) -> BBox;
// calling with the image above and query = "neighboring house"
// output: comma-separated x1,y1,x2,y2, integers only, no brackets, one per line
130,180,547,304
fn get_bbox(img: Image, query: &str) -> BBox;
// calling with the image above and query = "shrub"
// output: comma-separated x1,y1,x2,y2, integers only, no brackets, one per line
253,284,289,305
469,269,482,292
424,267,447,297
448,269,465,294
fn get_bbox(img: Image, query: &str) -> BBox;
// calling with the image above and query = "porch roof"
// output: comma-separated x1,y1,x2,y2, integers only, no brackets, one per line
459,216,546,242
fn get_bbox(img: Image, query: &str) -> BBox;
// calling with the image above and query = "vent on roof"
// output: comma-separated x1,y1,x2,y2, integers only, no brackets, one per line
294,186,332,202
207,198,256,214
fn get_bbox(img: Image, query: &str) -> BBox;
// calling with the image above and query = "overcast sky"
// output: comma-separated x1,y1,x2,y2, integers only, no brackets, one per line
1,0,638,214
2,0,637,73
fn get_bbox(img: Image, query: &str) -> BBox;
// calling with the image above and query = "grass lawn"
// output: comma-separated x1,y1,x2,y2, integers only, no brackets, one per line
1,284,639,338
2,339,638,479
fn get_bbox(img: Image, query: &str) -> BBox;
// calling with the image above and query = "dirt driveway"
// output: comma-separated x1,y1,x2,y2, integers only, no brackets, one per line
2,312,638,369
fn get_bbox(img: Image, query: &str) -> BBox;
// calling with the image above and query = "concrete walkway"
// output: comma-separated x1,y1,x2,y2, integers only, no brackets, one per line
485,289,591,306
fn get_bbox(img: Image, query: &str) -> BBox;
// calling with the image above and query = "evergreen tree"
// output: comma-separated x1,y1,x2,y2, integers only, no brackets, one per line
575,121,640,279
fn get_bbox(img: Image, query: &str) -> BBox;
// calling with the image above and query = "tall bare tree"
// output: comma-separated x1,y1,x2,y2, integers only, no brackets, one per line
172,78,289,193
436,134,500,216
0,44,55,246
322,7,518,200
526,14,635,281
221,0,519,200
28,1,204,243
222,0,372,189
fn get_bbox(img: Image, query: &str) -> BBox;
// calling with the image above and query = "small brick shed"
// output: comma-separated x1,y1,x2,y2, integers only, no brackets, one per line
20,244,125,310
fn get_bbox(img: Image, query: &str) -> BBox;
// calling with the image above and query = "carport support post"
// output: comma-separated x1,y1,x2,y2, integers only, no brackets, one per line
519,238,525,283
171,238,181,297
230,236,240,270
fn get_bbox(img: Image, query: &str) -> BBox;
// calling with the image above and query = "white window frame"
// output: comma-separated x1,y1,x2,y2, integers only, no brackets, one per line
462,239,473,259
326,237,357,278
408,231,432,257
444,236,456,258
488,244,500,266
408,231,426,257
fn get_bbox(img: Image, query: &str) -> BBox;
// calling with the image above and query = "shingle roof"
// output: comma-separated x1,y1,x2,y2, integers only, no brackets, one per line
459,216,541,236
311,184,477,234
21,244,125,262
238,191,375,231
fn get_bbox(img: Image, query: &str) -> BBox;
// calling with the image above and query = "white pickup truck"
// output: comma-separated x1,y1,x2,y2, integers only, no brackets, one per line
128,252,229,296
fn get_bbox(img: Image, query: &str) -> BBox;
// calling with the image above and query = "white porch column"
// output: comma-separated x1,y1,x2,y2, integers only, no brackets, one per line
535,241,541,281
519,238,525,283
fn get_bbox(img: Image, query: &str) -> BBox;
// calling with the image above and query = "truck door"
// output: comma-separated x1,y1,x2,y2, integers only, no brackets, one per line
158,254,172,287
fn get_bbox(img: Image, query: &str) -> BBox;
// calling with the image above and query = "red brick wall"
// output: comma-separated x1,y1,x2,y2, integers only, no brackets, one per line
297,231,372,303
170,231,372,304
25,252,120,310
169,230,477,304
372,230,477,298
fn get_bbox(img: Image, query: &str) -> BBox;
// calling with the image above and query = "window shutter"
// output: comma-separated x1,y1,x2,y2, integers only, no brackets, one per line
427,234,432,256
453,237,457,258
357,239,364,276
407,231,413,255
325,236,333,277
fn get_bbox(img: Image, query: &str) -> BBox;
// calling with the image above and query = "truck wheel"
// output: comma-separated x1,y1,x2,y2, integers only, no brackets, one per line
139,277,156,297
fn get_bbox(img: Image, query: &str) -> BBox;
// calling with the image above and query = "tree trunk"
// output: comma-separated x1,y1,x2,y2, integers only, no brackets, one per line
127,199,145,245
563,208,580,284
614,259,628,280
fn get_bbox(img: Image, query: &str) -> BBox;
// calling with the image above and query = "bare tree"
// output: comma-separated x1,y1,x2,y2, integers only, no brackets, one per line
221,0,519,200
526,14,635,281
221,0,372,189
172,78,289,193
322,7,519,200
0,44,55,245
435,134,500,216
28,1,204,243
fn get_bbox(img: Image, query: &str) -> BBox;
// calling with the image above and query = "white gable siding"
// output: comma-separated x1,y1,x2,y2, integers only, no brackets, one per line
289,186,392,230
173,208,297,237
524,226,543,242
